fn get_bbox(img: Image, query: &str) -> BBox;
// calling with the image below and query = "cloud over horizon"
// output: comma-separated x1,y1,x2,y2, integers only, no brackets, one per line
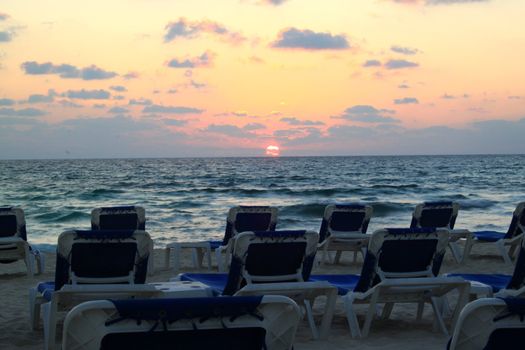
167,51,215,68
164,18,245,44
21,61,118,80
333,105,400,123
272,28,350,50
142,104,204,114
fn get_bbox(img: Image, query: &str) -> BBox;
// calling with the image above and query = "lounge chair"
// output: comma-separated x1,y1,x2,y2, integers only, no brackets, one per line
91,205,146,230
28,229,154,350
309,228,470,338
317,204,373,265
0,206,44,276
410,201,469,263
165,205,278,272
448,297,525,350
62,295,301,350
447,232,525,298
176,230,338,339
462,202,525,265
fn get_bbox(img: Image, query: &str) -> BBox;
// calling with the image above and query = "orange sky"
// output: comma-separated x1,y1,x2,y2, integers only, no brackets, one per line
1,0,524,158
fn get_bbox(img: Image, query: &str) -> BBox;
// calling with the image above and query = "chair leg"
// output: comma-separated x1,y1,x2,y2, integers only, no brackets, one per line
429,297,449,336
303,299,319,340
381,302,394,320
416,300,425,321
164,247,171,269
24,245,34,276
334,251,343,264
448,241,463,264
205,246,212,271
362,292,380,338
28,288,41,330
344,296,362,338
497,241,513,265
172,245,181,273
36,252,45,275
43,300,58,350
461,237,474,264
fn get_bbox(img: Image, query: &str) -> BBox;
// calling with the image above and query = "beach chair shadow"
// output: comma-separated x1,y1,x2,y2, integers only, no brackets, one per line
0,207,44,276
462,202,525,265
317,204,373,265
62,295,301,350
175,230,338,340
448,297,525,350
28,229,154,350
165,206,278,272
310,228,470,338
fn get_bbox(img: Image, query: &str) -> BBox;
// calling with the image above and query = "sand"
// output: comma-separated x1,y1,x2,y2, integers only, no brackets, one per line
0,243,513,350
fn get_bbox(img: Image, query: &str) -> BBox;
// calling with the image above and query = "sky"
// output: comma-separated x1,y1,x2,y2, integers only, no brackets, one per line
1,0,524,158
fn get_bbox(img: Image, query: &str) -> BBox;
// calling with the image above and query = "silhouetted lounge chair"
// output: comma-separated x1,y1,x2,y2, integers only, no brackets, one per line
62,295,301,350
448,297,525,350
309,228,470,338
165,206,278,272
28,229,154,350
410,201,470,263
176,230,338,339
0,206,44,275
317,204,373,265
462,202,525,265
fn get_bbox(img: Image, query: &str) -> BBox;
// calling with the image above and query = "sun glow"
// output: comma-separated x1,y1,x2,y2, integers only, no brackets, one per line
265,145,280,157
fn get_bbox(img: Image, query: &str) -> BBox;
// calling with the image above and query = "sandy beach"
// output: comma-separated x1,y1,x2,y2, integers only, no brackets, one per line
0,242,513,350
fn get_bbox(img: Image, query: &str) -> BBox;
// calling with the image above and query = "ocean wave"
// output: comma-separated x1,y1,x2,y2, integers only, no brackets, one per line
280,203,327,217
370,202,411,217
33,211,89,223
458,199,497,210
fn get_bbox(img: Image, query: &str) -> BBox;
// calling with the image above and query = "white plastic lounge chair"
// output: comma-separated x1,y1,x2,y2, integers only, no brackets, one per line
462,202,525,265
310,228,470,338
176,230,338,340
62,295,301,350
165,205,278,272
28,229,154,350
448,234,525,298
448,297,525,350
410,201,470,263
0,206,44,276
317,204,373,265
91,205,146,230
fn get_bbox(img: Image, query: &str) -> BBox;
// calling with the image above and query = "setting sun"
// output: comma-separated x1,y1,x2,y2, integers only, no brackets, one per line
265,145,280,157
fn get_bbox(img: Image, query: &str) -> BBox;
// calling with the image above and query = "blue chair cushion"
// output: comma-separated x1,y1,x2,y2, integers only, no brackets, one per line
208,241,223,250
37,281,55,301
309,274,360,295
473,231,506,242
179,273,227,295
448,273,511,292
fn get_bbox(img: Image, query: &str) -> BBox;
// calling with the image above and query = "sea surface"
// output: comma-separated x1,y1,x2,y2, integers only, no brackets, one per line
0,155,523,251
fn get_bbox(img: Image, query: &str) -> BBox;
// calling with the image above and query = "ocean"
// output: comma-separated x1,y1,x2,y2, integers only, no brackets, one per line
0,155,523,251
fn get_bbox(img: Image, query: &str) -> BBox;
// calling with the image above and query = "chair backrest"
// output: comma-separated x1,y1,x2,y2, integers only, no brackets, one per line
222,206,278,246
504,202,525,239
353,228,449,293
91,206,146,230
504,235,525,290
0,207,27,241
448,297,525,350
222,230,318,295
54,229,152,291
62,295,301,350
318,204,373,243
410,201,459,230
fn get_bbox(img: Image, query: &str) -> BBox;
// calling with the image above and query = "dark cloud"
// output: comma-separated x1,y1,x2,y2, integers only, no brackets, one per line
65,89,111,100
58,100,83,108
260,0,289,5
142,104,204,114
0,107,46,117
280,117,324,126
163,119,188,126
394,97,419,104
243,123,266,131
0,98,15,106
20,61,117,80
167,51,215,68
271,28,349,50
384,59,419,69
108,106,129,114
0,13,9,21
391,46,419,55
398,83,410,89
129,98,152,106
441,93,456,99
164,18,245,44
363,60,381,67
205,124,251,138
25,89,57,104
189,80,206,89
334,105,399,123
109,85,127,92
0,31,12,42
